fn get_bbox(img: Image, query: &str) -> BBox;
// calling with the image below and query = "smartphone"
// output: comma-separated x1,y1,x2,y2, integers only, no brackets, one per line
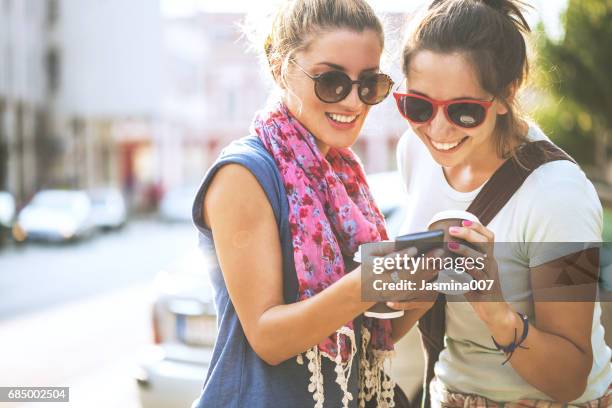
394,229,445,253
353,229,445,264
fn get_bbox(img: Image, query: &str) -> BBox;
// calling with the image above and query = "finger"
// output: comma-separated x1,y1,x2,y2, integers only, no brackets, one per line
460,222,495,257
448,226,488,244
420,247,446,273
386,300,435,311
447,241,484,259
447,228,489,253
447,242,489,280
394,249,443,283
424,247,446,260
462,265,488,283
395,246,418,258
394,247,444,284
388,288,439,306
461,220,495,242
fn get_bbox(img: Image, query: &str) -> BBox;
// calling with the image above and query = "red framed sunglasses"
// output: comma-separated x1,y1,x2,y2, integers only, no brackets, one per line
393,92,495,129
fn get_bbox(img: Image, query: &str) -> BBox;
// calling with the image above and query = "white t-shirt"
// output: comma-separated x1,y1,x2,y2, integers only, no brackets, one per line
396,125,612,403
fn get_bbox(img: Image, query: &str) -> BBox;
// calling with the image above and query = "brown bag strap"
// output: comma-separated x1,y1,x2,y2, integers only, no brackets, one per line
466,140,575,226
417,140,574,408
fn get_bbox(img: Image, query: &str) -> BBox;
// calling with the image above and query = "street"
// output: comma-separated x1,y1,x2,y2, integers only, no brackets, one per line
0,218,197,320
0,218,200,407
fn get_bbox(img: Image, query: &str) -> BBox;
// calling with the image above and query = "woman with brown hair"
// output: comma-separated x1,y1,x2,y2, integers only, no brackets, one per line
389,0,612,406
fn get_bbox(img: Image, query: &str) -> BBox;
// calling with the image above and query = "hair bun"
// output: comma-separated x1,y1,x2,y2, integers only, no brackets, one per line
481,0,531,33
428,0,530,32
481,0,504,10
428,0,512,13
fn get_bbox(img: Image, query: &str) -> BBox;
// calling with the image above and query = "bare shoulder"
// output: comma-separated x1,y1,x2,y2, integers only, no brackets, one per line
203,163,273,230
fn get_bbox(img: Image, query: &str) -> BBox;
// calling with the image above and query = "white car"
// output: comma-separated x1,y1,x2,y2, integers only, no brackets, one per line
13,190,96,242
136,247,216,408
0,191,16,246
159,185,199,223
89,188,127,230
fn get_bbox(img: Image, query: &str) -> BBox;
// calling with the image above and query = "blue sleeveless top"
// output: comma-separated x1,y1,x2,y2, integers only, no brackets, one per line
191,135,363,408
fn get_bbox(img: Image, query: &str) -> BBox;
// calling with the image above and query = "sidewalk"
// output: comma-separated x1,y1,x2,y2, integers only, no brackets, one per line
0,284,155,408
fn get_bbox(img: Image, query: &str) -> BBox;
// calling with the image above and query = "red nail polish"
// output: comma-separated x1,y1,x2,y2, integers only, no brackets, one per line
449,226,460,234
448,242,460,250
462,220,473,227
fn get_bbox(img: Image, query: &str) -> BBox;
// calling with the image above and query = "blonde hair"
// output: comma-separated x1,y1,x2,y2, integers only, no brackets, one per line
246,0,384,90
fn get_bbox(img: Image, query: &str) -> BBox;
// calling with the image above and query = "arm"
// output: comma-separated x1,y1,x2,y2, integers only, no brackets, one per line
485,298,593,402
450,224,596,402
204,164,374,366
389,305,433,343
385,248,446,343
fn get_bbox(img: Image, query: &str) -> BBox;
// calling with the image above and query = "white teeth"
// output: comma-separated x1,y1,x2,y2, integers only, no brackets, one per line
431,139,463,151
327,113,357,123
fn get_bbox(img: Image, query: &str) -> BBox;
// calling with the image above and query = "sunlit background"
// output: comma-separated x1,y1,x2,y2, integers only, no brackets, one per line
0,0,610,407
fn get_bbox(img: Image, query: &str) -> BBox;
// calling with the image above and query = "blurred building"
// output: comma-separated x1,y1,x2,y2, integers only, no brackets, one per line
0,0,161,209
160,10,409,185
1,3,410,211
0,0,50,205
54,0,161,208
159,12,268,189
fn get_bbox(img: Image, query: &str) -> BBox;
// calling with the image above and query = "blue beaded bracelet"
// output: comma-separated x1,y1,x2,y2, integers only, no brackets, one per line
491,312,530,365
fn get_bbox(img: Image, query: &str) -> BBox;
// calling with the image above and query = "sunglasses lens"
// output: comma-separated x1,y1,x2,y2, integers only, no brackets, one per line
315,71,352,103
359,74,393,105
398,96,434,122
447,102,486,128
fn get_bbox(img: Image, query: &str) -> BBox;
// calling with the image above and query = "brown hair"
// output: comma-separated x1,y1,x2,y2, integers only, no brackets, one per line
261,0,384,89
402,0,532,158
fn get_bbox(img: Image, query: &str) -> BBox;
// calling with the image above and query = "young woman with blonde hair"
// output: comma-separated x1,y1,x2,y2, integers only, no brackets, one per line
191,1,408,407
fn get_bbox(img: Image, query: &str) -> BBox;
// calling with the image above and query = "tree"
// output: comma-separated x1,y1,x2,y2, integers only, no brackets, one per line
535,0,612,181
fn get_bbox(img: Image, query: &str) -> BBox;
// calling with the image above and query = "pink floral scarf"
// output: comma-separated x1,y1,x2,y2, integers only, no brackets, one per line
251,101,395,408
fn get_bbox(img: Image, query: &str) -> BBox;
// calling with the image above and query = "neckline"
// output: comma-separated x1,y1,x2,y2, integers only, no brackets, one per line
415,122,548,203
438,165,485,202
435,124,545,202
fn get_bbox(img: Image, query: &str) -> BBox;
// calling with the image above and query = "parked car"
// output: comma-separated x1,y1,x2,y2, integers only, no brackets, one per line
13,190,96,242
159,185,199,223
136,171,417,408
136,246,216,408
0,191,16,247
89,188,127,230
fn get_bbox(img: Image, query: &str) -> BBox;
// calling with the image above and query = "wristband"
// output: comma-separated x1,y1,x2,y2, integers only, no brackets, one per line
491,311,530,365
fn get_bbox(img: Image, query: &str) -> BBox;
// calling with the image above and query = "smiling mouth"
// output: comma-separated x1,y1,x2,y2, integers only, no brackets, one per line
325,112,358,124
429,136,469,152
